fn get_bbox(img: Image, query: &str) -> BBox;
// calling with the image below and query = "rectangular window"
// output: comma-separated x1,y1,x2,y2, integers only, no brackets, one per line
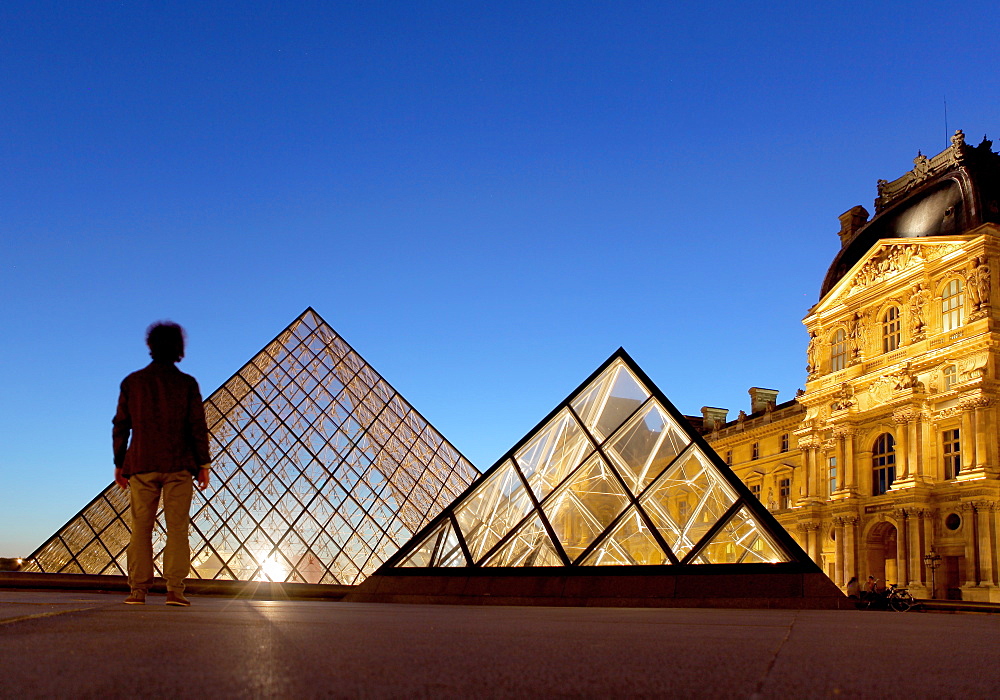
828,456,837,496
780,433,789,453
751,442,759,460
778,478,791,509
831,330,847,372
678,500,689,523
943,365,957,391
750,483,761,500
882,307,901,353
943,429,961,480
725,450,732,466
942,279,965,332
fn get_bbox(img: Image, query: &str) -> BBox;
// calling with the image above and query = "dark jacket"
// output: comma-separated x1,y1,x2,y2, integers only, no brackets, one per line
112,361,211,476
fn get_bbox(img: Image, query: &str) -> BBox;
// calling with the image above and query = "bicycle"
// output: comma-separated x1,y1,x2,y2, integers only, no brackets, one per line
857,581,915,612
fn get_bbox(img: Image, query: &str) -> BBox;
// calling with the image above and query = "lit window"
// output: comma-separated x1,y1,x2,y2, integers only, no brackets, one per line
943,429,961,480
750,483,761,500
830,329,847,372
828,456,837,496
778,478,791,509
882,306,901,352
872,433,896,495
751,442,759,460
941,279,964,332
943,364,957,390
780,434,789,453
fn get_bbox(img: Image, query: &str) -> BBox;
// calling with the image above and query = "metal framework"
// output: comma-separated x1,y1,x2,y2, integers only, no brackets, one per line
383,349,810,571
23,308,479,584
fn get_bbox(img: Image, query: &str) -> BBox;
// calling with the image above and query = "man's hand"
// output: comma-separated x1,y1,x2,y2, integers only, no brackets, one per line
197,467,211,491
115,468,129,490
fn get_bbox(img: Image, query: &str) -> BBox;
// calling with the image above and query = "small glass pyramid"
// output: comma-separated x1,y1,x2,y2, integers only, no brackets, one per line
385,350,804,571
23,309,479,584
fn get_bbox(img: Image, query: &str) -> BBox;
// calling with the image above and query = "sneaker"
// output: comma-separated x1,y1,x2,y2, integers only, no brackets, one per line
165,591,190,607
124,590,146,605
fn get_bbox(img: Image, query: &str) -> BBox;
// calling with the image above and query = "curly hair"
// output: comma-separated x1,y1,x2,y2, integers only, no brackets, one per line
146,321,186,363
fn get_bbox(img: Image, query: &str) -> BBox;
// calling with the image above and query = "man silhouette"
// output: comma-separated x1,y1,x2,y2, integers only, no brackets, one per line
113,322,211,606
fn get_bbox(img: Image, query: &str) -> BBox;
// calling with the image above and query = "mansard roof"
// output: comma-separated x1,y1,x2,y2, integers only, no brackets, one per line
820,131,1000,300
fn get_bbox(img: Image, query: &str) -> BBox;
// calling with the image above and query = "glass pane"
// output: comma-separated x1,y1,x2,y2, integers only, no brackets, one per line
483,513,562,567
514,409,592,500
193,548,227,578
542,454,630,562
571,362,650,441
453,460,534,563
692,506,791,564
580,507,667,566
431,520,467,567
640,446,738,560
605,402,690,494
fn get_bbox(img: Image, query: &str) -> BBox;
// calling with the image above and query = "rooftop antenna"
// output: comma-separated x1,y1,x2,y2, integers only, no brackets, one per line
944,95,949,148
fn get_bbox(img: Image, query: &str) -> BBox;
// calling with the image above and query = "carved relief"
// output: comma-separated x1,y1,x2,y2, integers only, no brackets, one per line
797,435,819,450
950,129,966,159
908,283,931,340
935,405,962,420
966,256,991,321
830,383,855,411
849,244,925,292
875,132,967,212
959,350,989,381
893,362,924,391
959,396,992,411
893,407,920,424
806,331,821,378
847,312,868,363
867,375,894,405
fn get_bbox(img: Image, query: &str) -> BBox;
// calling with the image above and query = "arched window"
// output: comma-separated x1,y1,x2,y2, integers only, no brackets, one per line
830,329,847,372
882,306,901,353
941,278,964,332
872,433,896,496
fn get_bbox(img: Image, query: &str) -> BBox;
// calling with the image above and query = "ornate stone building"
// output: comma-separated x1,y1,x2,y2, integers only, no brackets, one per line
703,131,1000,601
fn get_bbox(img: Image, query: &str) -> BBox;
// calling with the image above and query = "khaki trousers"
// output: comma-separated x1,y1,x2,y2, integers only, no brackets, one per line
128,471,194,593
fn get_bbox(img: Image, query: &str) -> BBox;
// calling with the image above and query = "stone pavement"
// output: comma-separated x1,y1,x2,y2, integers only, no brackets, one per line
1,590,998,698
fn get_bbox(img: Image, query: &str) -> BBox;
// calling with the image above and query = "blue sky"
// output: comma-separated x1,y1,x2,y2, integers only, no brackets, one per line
2,1,999,557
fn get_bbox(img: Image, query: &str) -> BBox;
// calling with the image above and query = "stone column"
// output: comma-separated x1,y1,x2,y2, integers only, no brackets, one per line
797,435,819,502
845,516,860,584
960,404,976,474
834,517,846,585
961,502,980,586
843,428,856,491
973,401,991,472
908,510,927,589
895,510,909,587
857,448,873,496
893,409,912,481
910,412,923,480
977,502,997,588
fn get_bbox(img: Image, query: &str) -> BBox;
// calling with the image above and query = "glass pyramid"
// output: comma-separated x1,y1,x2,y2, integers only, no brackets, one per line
22,308,479,585
383,350,807,571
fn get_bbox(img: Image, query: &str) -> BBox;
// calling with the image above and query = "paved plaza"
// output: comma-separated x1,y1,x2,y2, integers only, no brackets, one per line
1,590,998,698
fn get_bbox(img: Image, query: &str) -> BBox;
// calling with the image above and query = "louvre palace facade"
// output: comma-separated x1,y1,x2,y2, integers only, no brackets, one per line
702,130,1000,601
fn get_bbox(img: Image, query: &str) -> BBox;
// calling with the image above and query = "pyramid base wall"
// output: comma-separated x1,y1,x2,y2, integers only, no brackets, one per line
344,565,851,610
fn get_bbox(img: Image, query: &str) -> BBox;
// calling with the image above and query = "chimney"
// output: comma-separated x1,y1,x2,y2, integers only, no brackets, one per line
748,388,779,414
837,205,870,246
701,406,729,431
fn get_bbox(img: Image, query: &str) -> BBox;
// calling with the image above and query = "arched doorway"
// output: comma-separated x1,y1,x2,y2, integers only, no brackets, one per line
866,521,898,586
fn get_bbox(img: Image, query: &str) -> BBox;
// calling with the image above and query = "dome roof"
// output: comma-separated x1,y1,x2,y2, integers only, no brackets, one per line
819,132,1000,299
